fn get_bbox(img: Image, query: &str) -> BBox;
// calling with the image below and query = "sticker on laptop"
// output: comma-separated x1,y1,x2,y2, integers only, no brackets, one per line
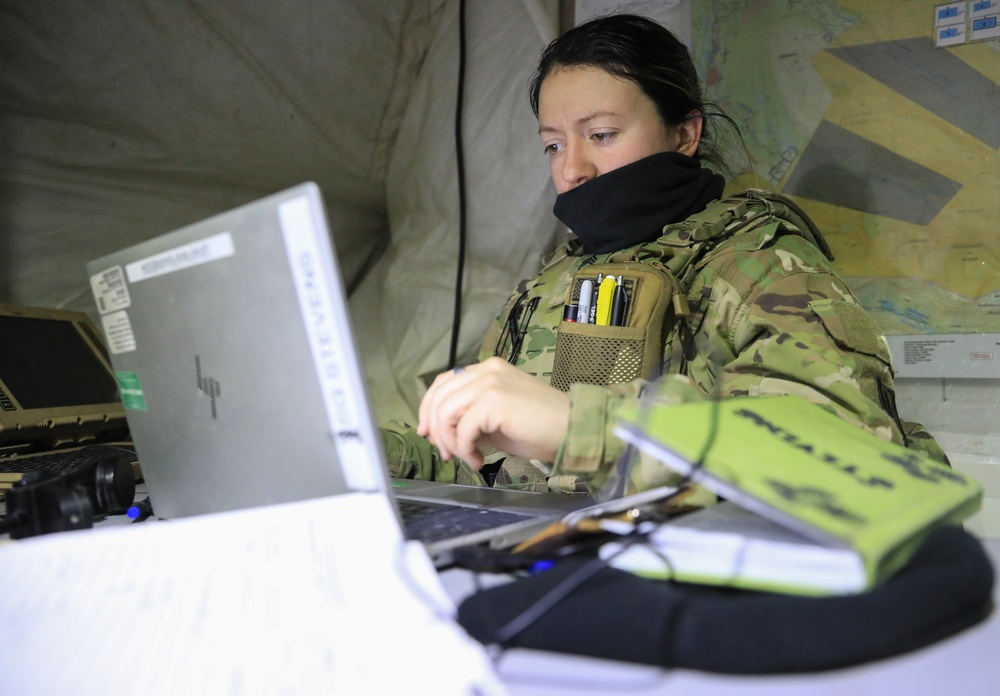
125,231,235,283
115,372,148,411
101,310,137,354
279,194,379,491
90,265,131,315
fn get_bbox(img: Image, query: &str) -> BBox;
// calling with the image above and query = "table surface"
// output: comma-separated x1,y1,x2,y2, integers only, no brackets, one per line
6,485,997,695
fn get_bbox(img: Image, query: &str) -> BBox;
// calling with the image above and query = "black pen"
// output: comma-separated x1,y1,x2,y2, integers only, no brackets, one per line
610,277,627,326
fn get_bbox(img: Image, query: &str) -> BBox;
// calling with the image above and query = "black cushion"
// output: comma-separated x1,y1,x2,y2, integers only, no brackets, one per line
457,525,995,674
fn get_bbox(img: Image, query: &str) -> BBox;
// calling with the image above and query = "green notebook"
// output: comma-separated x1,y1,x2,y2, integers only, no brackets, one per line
610,395,982,595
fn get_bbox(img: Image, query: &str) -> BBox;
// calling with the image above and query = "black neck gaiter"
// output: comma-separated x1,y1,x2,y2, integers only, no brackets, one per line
553,151,726,254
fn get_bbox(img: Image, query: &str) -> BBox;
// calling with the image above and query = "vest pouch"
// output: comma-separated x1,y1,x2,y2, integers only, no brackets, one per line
550,261,686,392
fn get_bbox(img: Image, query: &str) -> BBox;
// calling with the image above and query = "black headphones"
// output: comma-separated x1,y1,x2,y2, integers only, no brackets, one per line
2,451,136,539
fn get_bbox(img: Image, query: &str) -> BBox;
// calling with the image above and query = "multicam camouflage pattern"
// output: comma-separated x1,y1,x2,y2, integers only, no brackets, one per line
383,189,948,495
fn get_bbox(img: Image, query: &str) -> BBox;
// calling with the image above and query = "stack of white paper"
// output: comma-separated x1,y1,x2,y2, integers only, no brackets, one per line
0,493,506,695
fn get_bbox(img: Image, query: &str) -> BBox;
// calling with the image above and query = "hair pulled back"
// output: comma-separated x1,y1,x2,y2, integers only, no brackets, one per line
529,14,742,176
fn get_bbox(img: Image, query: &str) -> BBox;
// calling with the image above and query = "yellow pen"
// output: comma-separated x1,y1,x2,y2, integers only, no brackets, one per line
595,275,617,326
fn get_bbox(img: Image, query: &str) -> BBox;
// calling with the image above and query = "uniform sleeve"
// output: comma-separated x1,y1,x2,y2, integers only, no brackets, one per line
697,238,903,437
695,261,949,466
380,420,456,481
552,376,719,499
380,421,486,486
379,277,539,488
378,281,523,486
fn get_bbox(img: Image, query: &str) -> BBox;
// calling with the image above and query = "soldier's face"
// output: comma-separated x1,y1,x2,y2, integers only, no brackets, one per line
537,65,699,194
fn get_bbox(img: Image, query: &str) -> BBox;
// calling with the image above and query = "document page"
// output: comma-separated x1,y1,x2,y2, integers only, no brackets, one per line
0,493,506,695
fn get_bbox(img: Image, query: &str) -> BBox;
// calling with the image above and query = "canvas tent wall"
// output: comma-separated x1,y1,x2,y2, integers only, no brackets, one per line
0,0,562,424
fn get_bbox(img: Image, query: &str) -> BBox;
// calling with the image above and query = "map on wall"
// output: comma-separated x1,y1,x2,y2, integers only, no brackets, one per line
693,0,1000,335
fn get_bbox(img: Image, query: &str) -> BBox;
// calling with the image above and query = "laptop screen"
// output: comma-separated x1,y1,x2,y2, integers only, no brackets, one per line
0,305,126,449
0,316,120,409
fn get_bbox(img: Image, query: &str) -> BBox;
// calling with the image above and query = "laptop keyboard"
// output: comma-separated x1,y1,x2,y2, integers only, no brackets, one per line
398,498,534,544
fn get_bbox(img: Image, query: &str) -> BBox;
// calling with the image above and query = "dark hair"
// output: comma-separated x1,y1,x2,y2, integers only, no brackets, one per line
528,14,743,177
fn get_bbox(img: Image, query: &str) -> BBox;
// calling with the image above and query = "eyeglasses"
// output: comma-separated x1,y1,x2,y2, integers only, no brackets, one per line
494,291,539,365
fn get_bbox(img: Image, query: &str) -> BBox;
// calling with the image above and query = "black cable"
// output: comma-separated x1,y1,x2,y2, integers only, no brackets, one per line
448,0,469,370
489,528,655,650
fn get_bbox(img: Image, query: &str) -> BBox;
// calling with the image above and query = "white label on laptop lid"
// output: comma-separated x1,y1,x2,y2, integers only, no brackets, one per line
90,265,131,315
279,194,378,491
125,232,235,283
100,310,137,354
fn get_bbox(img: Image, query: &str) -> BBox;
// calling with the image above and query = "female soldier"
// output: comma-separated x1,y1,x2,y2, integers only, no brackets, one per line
388,13,945,496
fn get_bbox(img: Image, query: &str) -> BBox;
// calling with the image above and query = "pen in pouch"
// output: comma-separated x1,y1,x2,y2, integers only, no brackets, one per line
610,276,627,326
595,275,616,326
592,274,604,324
589,280,599,324
577,279,593,324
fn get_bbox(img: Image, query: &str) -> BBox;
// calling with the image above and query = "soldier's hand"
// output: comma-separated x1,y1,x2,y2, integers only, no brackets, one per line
416,357,570,469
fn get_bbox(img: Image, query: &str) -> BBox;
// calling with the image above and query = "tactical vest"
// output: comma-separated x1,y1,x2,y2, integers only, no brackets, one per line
485,188,833,391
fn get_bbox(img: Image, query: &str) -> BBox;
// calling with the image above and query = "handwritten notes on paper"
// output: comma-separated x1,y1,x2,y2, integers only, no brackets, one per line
0,493,506,695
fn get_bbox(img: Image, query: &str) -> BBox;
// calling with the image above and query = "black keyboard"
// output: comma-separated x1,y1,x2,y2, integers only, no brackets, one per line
0,443,139,535
398,498,533,544
0,444,136,481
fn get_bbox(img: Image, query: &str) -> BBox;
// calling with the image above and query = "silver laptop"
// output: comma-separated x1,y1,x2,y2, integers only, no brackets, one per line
86,182,588,559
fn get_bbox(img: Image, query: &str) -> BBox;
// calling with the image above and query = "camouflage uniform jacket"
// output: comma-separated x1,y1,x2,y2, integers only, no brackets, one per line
383,189,946,494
